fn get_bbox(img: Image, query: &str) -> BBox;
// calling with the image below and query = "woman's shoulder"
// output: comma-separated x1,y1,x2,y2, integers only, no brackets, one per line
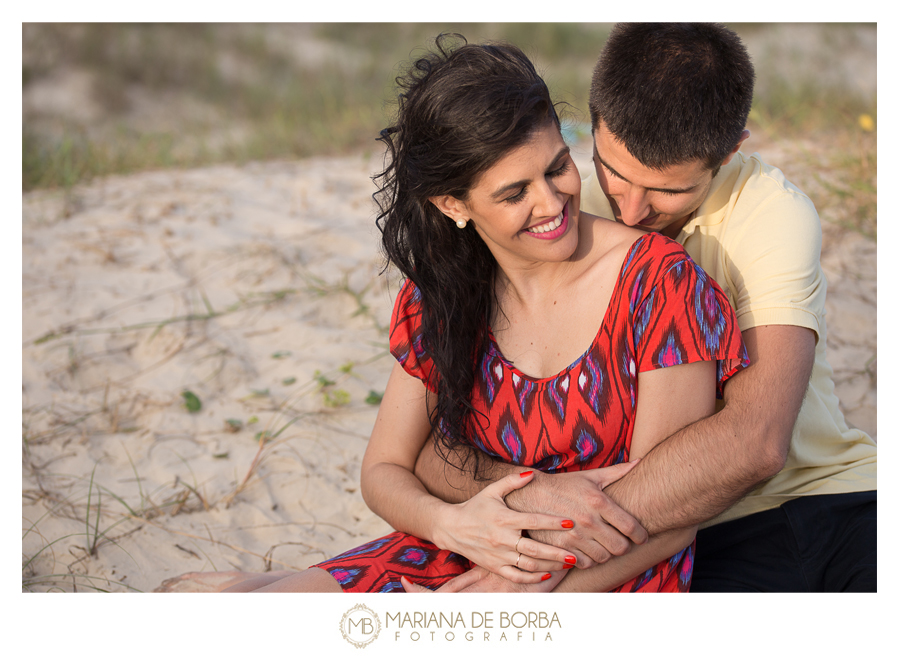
581,213,641,264
583,214,689,274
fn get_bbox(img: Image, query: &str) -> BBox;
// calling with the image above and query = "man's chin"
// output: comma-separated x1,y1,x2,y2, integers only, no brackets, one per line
615,216,659,233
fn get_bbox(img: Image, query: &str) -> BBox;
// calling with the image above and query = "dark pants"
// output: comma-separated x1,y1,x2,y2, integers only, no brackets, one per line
691,490,876,592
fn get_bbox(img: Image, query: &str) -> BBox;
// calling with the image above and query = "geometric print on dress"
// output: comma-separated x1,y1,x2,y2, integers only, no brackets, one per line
511,372,537,421
478,352,505,407
576,348,609,423
316,531,476,593
391,544,440,571
612,330,637,413
326,565,370,589
632,280,655,348
543,371,570,427
692,266,728,353
389,282,433,385
653,321,688,368
532,451,565,473
670,543,694,589
316,530,473,593
627,262,648,314
630,566,655,592
495,405,526,464
569,413,603,466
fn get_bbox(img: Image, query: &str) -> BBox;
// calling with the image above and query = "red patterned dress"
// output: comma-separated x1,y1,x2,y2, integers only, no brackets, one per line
313,233,748,592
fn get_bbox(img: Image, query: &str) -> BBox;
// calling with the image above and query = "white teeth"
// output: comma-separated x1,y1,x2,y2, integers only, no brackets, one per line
526,212,564,234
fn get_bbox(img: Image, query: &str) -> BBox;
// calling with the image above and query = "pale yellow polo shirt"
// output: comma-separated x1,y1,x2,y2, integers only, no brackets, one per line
581,152,877,527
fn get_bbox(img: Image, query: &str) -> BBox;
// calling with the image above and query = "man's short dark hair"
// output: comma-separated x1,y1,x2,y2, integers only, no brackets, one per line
589,23,755,172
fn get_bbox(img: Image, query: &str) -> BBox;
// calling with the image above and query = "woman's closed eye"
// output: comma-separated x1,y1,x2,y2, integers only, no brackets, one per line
547,159,571,179
505,187,528,204
504,160,572,205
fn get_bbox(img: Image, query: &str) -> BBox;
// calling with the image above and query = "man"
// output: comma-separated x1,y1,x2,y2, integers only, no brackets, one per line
412,22,877,592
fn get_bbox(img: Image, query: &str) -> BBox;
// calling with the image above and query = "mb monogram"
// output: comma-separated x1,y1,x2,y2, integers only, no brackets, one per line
340,604,382,648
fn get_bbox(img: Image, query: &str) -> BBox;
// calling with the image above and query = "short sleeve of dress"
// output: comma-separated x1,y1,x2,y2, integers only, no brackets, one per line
388,279,437,393
632,250,749,398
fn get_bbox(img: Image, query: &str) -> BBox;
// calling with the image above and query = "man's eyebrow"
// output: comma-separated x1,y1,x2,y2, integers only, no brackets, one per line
595,152,700,194
490,146,571,200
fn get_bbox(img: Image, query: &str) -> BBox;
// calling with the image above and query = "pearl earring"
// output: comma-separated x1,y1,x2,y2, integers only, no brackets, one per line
456,219,467,229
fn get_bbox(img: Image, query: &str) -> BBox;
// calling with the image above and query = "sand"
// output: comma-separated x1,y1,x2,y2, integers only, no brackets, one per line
21,144,876,593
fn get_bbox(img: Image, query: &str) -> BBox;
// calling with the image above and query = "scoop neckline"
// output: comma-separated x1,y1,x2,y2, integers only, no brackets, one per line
485,232,651,385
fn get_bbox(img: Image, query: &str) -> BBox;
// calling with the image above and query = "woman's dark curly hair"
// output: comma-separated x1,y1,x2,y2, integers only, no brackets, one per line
374,34,559,478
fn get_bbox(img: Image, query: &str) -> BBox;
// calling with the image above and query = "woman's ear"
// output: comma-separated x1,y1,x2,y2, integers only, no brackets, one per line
428,195,469,225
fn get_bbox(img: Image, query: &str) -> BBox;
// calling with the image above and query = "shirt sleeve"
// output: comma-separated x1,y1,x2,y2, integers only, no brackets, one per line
388,279,437,392
634,257,749,398
724,184,825,339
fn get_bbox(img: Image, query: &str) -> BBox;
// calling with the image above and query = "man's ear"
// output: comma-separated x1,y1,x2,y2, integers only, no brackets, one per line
721,129,751,166
429,195,469,224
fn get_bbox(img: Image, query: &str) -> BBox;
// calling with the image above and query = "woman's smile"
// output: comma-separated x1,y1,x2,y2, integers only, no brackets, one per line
523,201,569,239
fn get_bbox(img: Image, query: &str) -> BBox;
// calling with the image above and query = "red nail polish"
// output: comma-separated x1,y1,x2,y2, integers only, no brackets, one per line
561,520,574,529
564,555,576,565
519,471,533,478
541,573,552,581
563,564,575,570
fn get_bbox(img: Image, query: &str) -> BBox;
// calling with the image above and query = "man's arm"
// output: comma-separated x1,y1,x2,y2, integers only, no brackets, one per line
414,436,512,504
602,324,814,533
415,324,816,557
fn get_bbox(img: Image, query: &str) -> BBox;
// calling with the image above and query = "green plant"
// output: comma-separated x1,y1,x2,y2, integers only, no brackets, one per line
181,390,202,413
313,369,350,408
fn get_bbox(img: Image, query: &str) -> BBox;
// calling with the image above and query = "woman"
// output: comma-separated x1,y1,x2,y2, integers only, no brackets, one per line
169,35,747,593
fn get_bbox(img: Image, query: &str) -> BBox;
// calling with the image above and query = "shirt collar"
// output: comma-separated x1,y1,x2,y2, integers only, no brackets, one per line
675,153,747,239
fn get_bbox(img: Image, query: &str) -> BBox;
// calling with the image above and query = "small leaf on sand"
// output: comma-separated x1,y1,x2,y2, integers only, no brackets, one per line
182,390,202,413
365,390,383,405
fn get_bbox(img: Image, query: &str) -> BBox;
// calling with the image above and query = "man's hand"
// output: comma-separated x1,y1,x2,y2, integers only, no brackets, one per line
505,462,649,568
401,566,565,593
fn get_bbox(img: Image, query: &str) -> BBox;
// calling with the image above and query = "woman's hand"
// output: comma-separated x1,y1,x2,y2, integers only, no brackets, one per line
431,471,578,583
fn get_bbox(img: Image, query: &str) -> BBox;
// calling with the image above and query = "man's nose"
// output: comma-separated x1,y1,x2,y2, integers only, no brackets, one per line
616,187,650,226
